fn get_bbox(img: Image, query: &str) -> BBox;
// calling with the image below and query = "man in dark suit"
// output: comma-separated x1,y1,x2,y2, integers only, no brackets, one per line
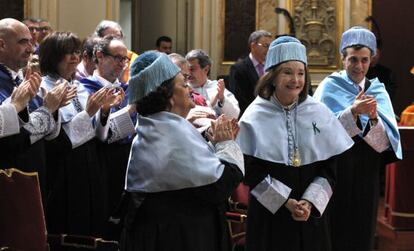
228,30,272,116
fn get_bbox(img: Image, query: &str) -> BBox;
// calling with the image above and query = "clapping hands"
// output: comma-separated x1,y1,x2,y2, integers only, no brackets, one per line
206,115,239,144
351,90,377,119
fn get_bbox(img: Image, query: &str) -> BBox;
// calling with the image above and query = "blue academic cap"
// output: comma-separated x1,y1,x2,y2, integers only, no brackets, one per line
264,36,307,72
128,51,180,104
340,26,377,55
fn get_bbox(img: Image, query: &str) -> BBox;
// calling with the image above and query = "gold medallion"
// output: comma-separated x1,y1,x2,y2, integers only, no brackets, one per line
292,149,301,167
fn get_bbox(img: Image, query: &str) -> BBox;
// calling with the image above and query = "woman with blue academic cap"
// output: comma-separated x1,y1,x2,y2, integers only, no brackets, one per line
237,36,354,251
121,51,244,251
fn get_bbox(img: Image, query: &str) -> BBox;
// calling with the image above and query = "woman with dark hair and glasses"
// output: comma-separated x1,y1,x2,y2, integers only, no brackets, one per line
38,31,117,237
237,36,353,251
121,51,244,251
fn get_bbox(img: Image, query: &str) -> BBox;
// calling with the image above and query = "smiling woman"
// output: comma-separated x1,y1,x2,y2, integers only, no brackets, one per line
122,51,245,251
237,36,354,251
38,31,114,238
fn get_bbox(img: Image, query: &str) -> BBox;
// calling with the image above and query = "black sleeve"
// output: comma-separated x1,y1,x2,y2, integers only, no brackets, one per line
315,155,337,193
193,160,243,205
0,128,31,154
243,155,268,188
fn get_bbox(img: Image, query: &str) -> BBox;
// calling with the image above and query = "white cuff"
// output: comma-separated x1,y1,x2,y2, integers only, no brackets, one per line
45,110,62,140
107,107,135,144
338,106,361,137
302,177,332,217
23,106,56,144
214,140,244,175
0,103,20,138
62,110,95,148
251,175,291,214
363,118,390,153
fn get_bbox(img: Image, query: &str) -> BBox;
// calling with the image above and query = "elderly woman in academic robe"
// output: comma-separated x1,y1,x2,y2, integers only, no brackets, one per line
237,36,354,251
121,51,244,251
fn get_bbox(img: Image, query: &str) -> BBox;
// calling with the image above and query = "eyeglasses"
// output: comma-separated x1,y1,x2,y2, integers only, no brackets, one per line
38,26,51,32
256,42,270,48
27,26,39,33
103,51,129,64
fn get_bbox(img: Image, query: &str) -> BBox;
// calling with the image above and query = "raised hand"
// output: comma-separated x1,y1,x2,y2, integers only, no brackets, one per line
101,87,125,114
43,82,69,113
85,87,110,117
206,115,234,144
351,90,377,117
210,79,226,107
60,85,77,108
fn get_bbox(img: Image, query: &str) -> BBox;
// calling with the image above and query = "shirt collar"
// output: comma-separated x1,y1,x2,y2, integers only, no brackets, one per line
5,66,23,81
93,70,120,87
249,53,261,67
357,78,365,91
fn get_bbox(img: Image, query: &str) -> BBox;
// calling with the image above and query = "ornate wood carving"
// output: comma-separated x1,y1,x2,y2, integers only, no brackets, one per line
293,0,339,68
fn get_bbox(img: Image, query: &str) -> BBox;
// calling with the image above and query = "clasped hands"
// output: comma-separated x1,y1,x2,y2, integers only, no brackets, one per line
285,198,312,221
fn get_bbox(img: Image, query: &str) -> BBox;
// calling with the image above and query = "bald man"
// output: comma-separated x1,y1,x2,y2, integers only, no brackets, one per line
0,18,64,199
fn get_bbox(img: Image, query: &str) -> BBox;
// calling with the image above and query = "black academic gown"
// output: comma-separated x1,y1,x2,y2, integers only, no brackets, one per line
0,66,47,200
121,162,243,251
244,155,337,251
79,77,133,240
45,128,108,238
330,137,382,251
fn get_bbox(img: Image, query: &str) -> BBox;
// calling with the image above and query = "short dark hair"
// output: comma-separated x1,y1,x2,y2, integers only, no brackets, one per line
341,44,373,57
135,77,175,116
185,49,211,71
255,63,310,104
93,35,124,64
156,36,172,47
81,35,100,59
39,31,81,76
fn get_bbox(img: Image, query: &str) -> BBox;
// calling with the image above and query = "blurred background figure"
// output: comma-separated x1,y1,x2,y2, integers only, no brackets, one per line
155,35,173,54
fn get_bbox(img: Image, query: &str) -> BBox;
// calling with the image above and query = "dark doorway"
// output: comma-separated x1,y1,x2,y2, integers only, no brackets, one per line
372,0,414,115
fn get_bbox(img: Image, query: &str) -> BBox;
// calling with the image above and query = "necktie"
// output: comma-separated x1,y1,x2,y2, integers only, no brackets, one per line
257,63,264,77
14,75,22,85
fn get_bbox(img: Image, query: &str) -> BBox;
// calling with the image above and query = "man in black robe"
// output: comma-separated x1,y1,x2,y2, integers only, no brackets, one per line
0,18,63,199
313,27,402,251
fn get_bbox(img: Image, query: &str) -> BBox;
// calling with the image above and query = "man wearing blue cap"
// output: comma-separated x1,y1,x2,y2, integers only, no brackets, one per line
313,27,402,251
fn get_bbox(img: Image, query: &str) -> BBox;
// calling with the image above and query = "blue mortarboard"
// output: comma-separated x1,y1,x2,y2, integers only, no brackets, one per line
340,26,377,55
128,51,180,104
264,36,307,72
